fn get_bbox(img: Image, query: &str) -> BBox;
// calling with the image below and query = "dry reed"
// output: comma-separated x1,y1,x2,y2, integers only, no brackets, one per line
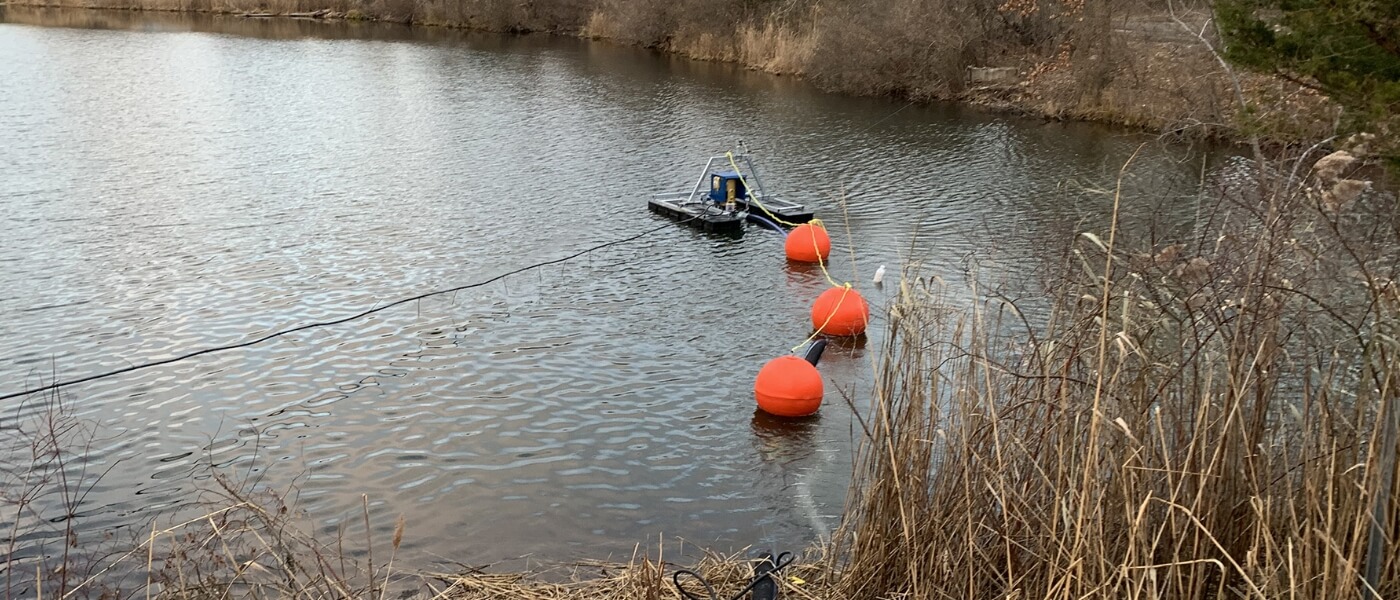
836,149,1398,599
429,546,836,600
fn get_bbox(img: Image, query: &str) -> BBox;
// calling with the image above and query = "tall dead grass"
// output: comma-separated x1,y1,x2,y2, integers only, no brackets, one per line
837,149,1399,599
734,19,815,76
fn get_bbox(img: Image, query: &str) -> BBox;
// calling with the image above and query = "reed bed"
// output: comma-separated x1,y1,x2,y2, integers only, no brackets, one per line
836,150,1398,599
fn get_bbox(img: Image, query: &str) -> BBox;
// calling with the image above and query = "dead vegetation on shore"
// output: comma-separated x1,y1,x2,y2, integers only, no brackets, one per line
0,0,1338,141
433,549,837,600
836,144,1398,599
1,420,840,600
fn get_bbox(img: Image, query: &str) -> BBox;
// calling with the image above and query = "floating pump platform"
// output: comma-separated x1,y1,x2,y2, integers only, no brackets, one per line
647,153,814,233
737,196,815,225
647,192,747,233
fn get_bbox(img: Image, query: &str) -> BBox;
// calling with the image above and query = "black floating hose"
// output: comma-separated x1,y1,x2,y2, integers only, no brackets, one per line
672,551,794,600
802,339,828,366
750,551,779,600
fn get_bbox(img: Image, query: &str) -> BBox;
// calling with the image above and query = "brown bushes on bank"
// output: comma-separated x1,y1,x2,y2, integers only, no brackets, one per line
2,0,1337,137
837,150,1399,599
805,0,1075,98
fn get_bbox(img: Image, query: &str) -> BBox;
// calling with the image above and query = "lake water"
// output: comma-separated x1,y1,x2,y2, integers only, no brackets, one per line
0,6,1227,574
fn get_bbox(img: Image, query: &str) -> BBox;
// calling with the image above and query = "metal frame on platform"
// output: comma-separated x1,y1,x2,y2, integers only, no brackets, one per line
647,154,813,232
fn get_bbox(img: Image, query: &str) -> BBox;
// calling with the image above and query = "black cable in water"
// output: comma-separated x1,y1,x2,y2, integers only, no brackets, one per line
0,218,696,403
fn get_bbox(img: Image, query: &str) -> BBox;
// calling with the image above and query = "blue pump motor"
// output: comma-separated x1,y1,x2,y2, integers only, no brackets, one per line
707,171,748,203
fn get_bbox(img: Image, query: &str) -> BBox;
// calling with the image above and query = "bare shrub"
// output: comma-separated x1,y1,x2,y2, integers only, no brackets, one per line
805,0,1088,99
1,388,122,600
805,0,972,97
585,0,674,47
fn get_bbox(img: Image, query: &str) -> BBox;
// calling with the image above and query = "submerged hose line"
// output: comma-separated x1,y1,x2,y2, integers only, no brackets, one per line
0,218,698,403
748,213,786,235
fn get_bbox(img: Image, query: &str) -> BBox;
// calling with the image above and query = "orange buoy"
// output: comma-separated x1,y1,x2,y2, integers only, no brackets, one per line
754,356,823,417
784,223,831,263
810,286,869,336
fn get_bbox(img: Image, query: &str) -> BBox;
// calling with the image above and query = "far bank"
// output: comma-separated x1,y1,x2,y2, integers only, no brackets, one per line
1,0,1338,145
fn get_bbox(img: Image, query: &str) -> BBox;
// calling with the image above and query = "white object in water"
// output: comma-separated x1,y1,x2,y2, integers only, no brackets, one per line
873,265,886,284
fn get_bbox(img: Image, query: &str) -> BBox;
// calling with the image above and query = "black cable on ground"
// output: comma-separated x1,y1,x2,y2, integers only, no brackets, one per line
0,219,692,403
671,551,794,600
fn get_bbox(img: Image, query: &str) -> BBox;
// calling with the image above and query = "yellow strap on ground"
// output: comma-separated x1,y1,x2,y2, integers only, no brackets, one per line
791,282,851,353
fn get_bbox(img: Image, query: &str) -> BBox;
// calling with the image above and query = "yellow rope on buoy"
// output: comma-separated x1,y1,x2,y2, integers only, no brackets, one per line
725,152,806,228
810,227,845,289
791,282,851,353
724,152,847,290
726,150,860,352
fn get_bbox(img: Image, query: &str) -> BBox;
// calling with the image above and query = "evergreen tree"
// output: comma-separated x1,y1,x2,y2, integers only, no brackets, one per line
1216,0,1399,160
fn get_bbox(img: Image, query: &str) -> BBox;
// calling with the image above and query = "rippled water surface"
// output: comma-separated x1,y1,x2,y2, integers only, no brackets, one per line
0,7,1227,568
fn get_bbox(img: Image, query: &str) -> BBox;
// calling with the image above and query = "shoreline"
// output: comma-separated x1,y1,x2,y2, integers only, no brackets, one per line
0,2,1337,148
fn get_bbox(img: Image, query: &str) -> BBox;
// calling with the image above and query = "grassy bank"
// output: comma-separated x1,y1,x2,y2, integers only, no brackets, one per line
1,0,1338,143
